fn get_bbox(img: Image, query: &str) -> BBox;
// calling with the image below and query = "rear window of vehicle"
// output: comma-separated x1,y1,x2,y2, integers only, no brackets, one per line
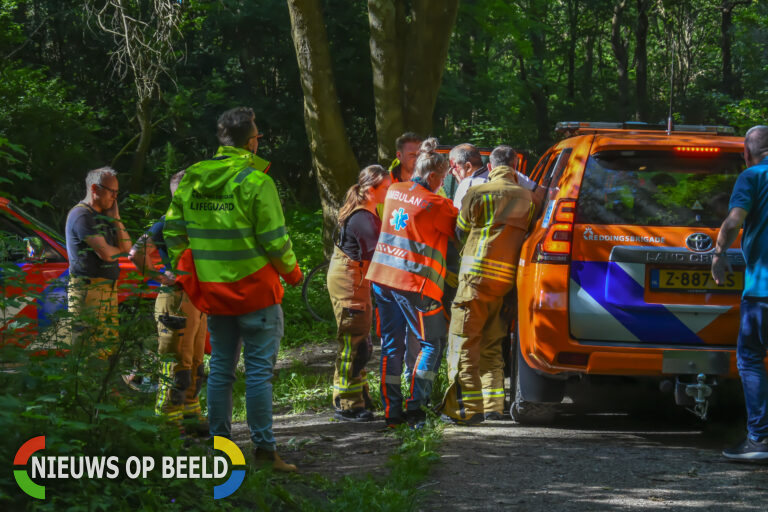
575,150,745,227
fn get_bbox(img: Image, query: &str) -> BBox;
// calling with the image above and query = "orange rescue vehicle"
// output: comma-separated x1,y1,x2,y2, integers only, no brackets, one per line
512,121,748,423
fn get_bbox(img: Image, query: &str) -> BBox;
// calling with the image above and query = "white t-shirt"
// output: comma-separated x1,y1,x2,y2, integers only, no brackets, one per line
453,166,537,209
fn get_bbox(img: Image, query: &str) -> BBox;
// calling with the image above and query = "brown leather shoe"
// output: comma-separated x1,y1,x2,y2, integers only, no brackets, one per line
253,447,297,473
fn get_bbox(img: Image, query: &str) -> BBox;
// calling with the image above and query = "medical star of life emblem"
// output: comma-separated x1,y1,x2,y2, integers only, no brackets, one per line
390,207,409,231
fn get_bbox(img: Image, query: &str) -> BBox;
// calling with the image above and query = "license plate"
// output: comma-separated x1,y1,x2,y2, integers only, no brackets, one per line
650,268,743,292
662,350,730,375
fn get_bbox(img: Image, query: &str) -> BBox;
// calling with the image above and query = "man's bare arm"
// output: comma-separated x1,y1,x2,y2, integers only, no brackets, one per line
84,234,125,262
711,207,747,285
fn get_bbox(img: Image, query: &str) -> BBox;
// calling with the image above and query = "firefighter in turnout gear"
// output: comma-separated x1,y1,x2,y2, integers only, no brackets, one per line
327,165,392,421
164,107,301,472
441,145,534,424
367,138,458,428
129,170,208,435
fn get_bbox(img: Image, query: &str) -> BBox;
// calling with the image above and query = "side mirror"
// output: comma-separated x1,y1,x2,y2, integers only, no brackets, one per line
24,236,45,262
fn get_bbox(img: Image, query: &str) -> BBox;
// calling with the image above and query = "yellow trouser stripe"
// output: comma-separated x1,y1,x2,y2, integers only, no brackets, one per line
183,402,202,415
340,333,351,389
334,382,365,392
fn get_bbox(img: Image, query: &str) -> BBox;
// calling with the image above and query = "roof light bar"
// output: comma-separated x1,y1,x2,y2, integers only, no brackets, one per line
674,146,721,153
555,121,735,136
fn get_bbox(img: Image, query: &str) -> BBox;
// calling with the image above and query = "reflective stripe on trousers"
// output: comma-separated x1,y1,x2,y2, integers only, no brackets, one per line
374,284,447,419
154,287,208,417
441,295,508,420
327,246,373,410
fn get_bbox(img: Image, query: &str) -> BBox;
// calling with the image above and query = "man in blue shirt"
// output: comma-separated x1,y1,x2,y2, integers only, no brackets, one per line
712,125,768,460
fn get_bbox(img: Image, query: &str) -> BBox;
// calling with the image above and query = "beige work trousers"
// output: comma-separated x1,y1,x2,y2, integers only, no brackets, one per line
442,295,507,420
154,287,207,421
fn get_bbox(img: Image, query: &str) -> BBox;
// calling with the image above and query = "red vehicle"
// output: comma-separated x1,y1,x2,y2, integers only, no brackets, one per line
0,196,156,352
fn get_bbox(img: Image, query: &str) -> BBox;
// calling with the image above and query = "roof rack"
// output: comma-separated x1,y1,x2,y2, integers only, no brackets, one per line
555,121,736,136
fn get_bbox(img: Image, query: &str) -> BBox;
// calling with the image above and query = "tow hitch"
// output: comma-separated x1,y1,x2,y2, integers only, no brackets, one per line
673,373,714,420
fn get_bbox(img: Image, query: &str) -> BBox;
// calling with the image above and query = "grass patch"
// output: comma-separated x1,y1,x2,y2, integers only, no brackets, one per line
308,416,444,511
200,354,335,420
273,360,333,413
224,417,444,512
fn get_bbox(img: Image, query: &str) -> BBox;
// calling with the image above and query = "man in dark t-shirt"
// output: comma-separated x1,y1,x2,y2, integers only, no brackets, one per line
65,167,132,349
66,205,120,280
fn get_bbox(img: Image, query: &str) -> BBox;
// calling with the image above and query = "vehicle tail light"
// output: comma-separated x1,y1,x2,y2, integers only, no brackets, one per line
674,146,721,154
535,199,577,264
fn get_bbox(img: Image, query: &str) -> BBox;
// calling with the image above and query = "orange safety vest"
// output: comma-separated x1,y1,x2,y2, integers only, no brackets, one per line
366,180,458,302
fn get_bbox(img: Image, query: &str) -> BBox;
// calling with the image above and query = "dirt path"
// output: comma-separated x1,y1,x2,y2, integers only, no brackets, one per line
422,414,768,511
232,341,397,481
230,410,393,479
224,341,768,511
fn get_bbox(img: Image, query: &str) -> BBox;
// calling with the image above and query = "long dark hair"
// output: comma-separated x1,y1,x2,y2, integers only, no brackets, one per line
337,165,389,226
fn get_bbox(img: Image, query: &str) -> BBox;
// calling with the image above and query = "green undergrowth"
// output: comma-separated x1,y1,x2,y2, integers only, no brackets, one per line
219,417,444,512
1,201,446,510
282,207,335,349
272,361,334,414
305,419,444,512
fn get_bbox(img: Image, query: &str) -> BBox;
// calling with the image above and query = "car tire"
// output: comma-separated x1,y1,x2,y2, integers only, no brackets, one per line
510,333,559,425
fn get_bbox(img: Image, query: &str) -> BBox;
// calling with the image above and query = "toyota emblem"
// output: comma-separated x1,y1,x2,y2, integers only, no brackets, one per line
686,232,713,252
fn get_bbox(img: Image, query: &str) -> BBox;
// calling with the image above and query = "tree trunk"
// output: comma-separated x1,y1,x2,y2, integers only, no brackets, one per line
582,32,594,102
517,0,551,152
610,0,630,119
720,1,750,96
368,0,406,164
634,0,649,121
401,0,459,137
287,0,360,252
520,56,550,153
567,0,579,100
368,0,458,159
129,97,152,193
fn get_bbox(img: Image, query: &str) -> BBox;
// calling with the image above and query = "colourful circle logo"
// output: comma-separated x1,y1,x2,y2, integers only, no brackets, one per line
14,436,46,499
13,435,245,500
213,436,245,500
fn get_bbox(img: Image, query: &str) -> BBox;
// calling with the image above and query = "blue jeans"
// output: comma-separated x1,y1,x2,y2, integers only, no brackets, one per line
737,299,768,441
373,284,446,419
403,329,419,385
207,304,283,450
